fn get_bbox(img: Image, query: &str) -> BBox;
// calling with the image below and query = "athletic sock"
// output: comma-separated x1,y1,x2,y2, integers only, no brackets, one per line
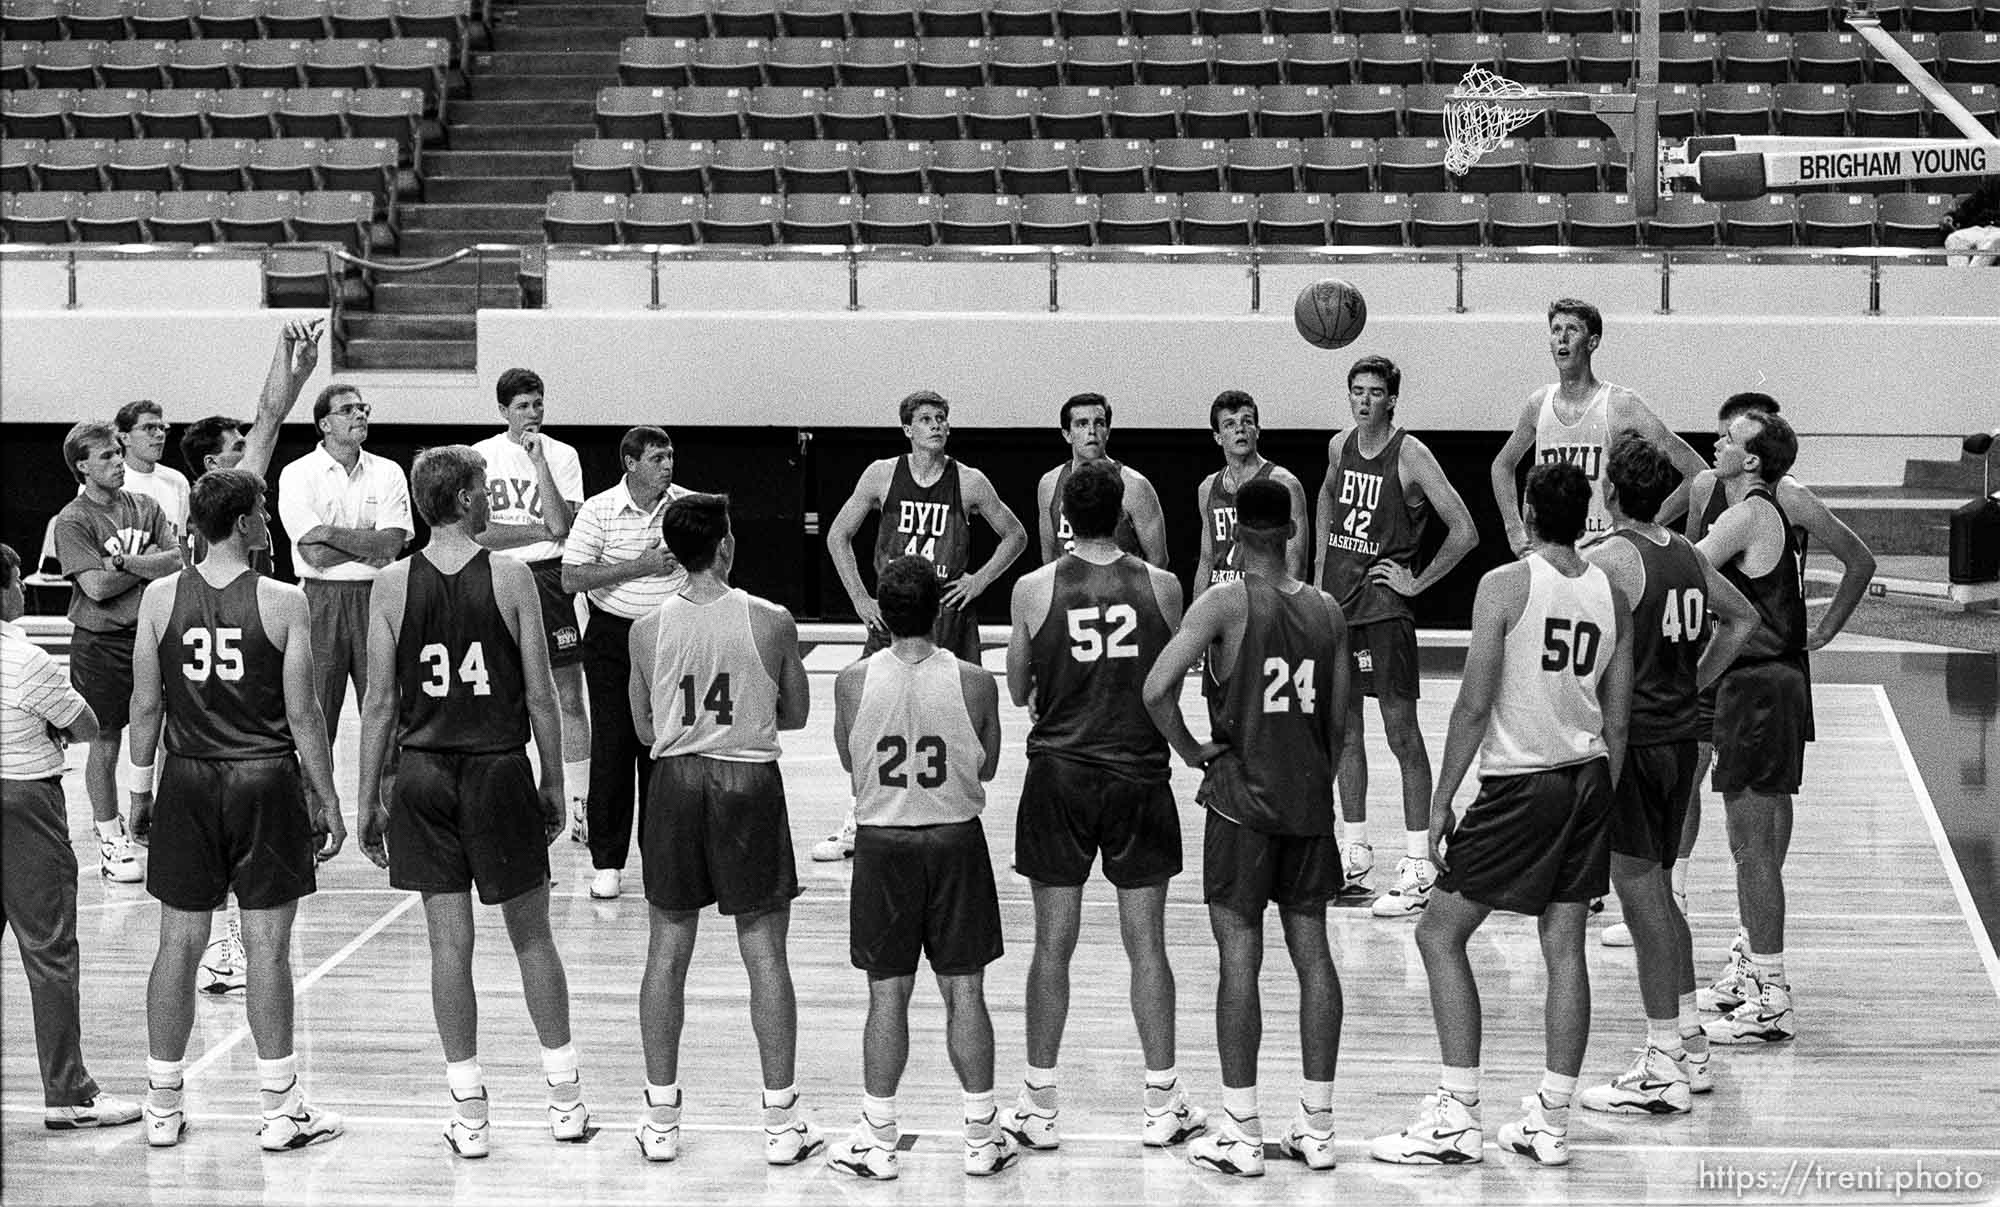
861,1094,897,1141
964,1091,996,1127
1537,1072,1576,1130
1404,830,1429,859
1143,1066,1178,1108
147,1057,185,1101
763,1082,799,1125
542,1043,581,1103
1439,1064,1480,1107
1647,1018,1684,1055
447,1058,487,1120
257,1055,299,1112
1221,1085,1259,1137
1023,1065,1057,1111
1748,950,1785,988
95,817,125,842
645,1082,679,1119
1301,1078,1334,1114
1340,820,1367,847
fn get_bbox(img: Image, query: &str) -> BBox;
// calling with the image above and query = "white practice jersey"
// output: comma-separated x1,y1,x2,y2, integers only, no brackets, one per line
647,588,780,762
1478,553,1620,777
1534,383,1613,543
846,648,985,828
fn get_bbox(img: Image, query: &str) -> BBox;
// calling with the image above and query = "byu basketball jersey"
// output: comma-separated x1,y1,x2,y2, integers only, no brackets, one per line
1718,486,1808,667
1320,428,1427,626
1026,554,1172,779
396,550,528,754
161,569,290,759
1203,460,1273,587
1050,460,1145,559
1608,528,1708,745
846,648,986,827
1478,554,1620,777
873,455,972,582
647,588,782,762
1534,384,1613,543
1201,577,1342,836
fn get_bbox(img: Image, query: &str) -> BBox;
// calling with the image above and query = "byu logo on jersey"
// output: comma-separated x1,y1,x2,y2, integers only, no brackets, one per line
1540,444,1603,480
1211,506,1236,541
1338,470,1383,510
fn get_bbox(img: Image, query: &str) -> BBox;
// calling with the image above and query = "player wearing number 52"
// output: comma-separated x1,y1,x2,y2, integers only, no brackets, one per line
626,493,821,1166
356,446,592,1156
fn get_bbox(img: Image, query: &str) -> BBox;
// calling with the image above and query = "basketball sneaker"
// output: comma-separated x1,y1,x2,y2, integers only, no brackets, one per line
1679,1048,1715,1094
198,915,248,995
588,868,621,900
1703,978,1795,1045
1497,1095,1570,1166
1140,1084,1206,1147
1369,857,1436,918
1578,1046,1693,1115
259,1096,343,1152
549,1082,590,1142
1368,1093,1483,1165
1185,1115,1266,1177
827,1121,899,1180
964,1118,1021,1177
1697,934,1752,1013
1601,921,1634,948
765,1115,825,1166
144,1087,187,1146
1277,1108,1337,1171
1341,841,1374,890
44,1092,141,1130
1004,1089,1060,1150
100,826,143,883
635,1090,680,1162
810,812,856,862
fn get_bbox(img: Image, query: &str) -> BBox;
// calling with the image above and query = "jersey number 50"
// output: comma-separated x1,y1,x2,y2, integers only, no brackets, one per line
1540,618,1603,676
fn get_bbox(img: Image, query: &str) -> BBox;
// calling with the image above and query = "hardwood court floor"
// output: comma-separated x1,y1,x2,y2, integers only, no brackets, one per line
5,654,1999,1206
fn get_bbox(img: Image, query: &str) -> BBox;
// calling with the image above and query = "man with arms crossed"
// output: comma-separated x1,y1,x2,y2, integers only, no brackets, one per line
627,494,820,1166
1144,477,1349,1178
814,389,1028,863
357,446,588,1158
828,556,1017,1180
1194,390,1309,592
1004,461,1203,1152
1371,462,1631,1169
1036,393,1169,566
1316,356,1479,915
128,469,346,1151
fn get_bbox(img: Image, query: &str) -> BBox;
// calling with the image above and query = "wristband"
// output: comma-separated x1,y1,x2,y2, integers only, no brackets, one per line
120,760,157,794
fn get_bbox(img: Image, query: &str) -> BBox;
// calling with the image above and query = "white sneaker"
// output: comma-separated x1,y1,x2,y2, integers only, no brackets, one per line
1186,1115,1265,1177
765,1115,825,1166
568,796,588,844
1341,841,1374,889
445,1108,491,1159
144,1088,186,1146
964,1120,1020,1176
828,1122,899,1180
46,1092,142,1130
1497,1095,1570,1166
1369,857,1437,918
810,813,856,862
1278,1108,1337,1171
1369,1093,1483,1165
589,868,621,900
100,827,144,883
1578,1046,1693,1115
549,1084,590,1142
259,1096,343,1151
1601,921,1634,947
1004,1089,1059,1150
198,917,248,995
1703,978,1795,1045
1140,1084,1206,1147
636,1092,680,1162
1679,1047,1715,1094
1697,934,1752,1013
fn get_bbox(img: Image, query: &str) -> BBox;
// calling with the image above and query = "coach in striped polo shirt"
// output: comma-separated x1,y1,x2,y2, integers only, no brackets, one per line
562,426,693,901
0,544,142,1131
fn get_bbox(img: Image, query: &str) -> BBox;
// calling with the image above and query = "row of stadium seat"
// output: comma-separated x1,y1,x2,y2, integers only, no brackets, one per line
632,0,1998,39
3,136,410,203
2,37,457,94
538,187,1956,245
2,86,436,145
0,186,380,247
589,80,1997,139
609,30,2000,88
0,0,476,44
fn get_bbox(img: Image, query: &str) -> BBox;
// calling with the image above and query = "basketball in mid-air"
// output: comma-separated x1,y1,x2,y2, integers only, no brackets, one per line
1294,278,1368,350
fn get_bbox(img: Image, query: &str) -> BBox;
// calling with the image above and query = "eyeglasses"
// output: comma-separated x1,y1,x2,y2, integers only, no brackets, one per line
331,402,371,417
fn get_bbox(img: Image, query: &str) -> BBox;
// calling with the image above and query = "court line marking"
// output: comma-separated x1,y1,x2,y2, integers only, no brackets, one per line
180,893,421,1080
1873,684,2000,1005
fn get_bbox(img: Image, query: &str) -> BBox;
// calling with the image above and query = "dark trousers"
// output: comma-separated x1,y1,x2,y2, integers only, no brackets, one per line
583,606,652,871
303,579,373,743
1,778,99,1106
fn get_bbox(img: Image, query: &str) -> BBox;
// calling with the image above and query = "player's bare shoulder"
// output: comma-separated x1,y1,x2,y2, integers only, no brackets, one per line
746,591,800,640
253,573,310,623
487,549,538,598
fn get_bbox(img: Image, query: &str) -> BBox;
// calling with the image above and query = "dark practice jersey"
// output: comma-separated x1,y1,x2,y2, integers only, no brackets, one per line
1202,577,1341,836
1608,528,1708,745
1026,554,1172,780
1319,429,1427,627
1050,460,1145,559
873,455,971,582
395,549,528,753
1718,485,1808,667
1204,461,1274,586
161,568,291,759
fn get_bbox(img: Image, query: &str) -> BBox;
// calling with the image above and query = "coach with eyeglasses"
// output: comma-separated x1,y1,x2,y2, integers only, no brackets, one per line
276,385,411,746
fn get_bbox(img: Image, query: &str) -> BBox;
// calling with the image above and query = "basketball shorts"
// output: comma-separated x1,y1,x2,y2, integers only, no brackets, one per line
1438,758,1613,915
69,626,135,732
1711,659,1810,796
1202,811,1343,915
1610,741,1698,868
1015,754,1180,889
148,754,317,912
1347,616,1420,703
861,602,981,663
529,559,582,669
388,748,549,905
641,755,801,916
851,818,1004,977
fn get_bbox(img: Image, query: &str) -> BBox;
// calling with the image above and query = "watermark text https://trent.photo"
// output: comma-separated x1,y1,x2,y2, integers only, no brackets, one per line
1697,1158,1989,1199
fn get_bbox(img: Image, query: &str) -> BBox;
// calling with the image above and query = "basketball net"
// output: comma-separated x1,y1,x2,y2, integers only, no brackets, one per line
1443,67,1546,175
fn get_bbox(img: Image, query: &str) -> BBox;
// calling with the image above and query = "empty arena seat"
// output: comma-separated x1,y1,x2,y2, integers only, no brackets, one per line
1486,188,1564,243
71,86,148,137
1151,134,1225,188
783,135,857,188
1067,34,1141,84
1691,0,1760,32
1375,133,1449,189
219,187,297,240
1940,30,2000,83
639,137,713,190
1056,0,1125,37
0,137,41,190
1016,189,1097,240
1700,81,1774,133
1256,82,1332,134
717,0,781,37
1774,81,1849,134
206,86,284,137
1564,189,1636,244
249,135,323,189
1657,30,1720,82
5,189,83,238
1500,32,1575,85
1110,82,1184,136
851,0,919,36
395,0,474,46
1645,192,1720,244
164,38,240,87
35,42,109,90
693,37,771,86
1409,188,1484,243
982,36,1059,86
179,135,254,187
1337,0,1409,35
291,187,373,250
1040,84,1113,135
823,83,897,137
3,90,78,140
3,0,66,41
234,39,308,88
708,136,785,190
1479,0,1550,32
1356,32,1430,83
841,35,916,84
1000,134,1076,188
195,0,264,38
345,86,425,151
1400,81,1455,132
1197,0,1265,35
1329,82,1403,134
1429,31,1501,79
1284,33,1359,83
318,135,396,200
1721,194,1799,245
107,135,184,188
1720,31,1793,82
1181,82,1257,135
964,83,1039,136
264,0,333,38
670,85,749,137
1098,190,1179,241
851,135,929,189
780,190,858,239
1224,134,1302,189
1130,0,1197,35
765,35,842,84
1796,190,1876,245
277,85,351,137
1654,80,1701,136
1573,31,1635,82
626,190,705,239
646,0,713,37
1526,133,1601,189
1298,133,1375,188
1212,33,1286,83
1456,134,1525,189
1268,0,1335,32
304,38,377,88
1763,0,1836,30
572,137,643,191
1908,0,1978,31
1332,189,1409,242
1139,34,1215,84
37,139,114,190
893,84,969,136
1849,80,1926,134
858,189,937,240
1253,190,1332,241
746,85,824,138
149,185,225,237
98,39,175,89
372,38,451,99
1872,31,1940,80
925,136,1001,188
1,43,37,92
1075,135,1153,190
544,190,625,242
912,38,987,87
1549,0,1620,33
139,87,211,137
1945,80,1996,130
1412,0,1479,34
1179,190,1255,242
622,37,697,86
1875,190,1950,246
991,0,1059,35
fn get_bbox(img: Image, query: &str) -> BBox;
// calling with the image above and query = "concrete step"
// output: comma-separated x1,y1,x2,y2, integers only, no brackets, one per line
396,227,542,255
1819,495,1963,557
501,5,646,25
345,312,483,339
424,174,569,203
450,97,597,124
472,50,622,74
490,25,634,48
375,282,527,311
402,201,547,230
446,122,595,148
467,73,611,100
426,149,573,177
344,337,478,371
1904,457,1990,493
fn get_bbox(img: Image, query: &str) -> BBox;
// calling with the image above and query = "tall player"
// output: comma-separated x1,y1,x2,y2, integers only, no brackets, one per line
1193,390,1309,592
1315,356,1479,917
356,446,589,1158
471,368,591,842
1144,477,1348,1178
627,493,819,1166
1004,461,1203,1152
1488,299,1709,553
1575,435,1754,1116
1036,393,1169,566
814,390,1029,863
1370,462,1631,1169
127,469,346,1151
829,556,1017,1180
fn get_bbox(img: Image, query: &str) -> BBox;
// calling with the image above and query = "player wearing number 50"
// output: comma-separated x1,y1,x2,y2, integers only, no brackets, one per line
828,556,1015,1179
356,446,590,1160
1004,460,1205,1152
126,468,346,1152
627,493,821,1167
1371,461,1632,1170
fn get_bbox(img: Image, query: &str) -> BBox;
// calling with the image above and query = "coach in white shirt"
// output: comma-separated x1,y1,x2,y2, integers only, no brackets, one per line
276,384,412,743
561,425,691,900
113,400,191,548
471,367,592,830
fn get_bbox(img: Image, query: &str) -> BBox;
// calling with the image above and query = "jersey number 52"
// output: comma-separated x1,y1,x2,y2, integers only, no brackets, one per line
1066,604,1139,662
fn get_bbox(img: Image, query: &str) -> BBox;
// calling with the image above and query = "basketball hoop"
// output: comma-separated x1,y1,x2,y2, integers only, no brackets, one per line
1443,67,1639,175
